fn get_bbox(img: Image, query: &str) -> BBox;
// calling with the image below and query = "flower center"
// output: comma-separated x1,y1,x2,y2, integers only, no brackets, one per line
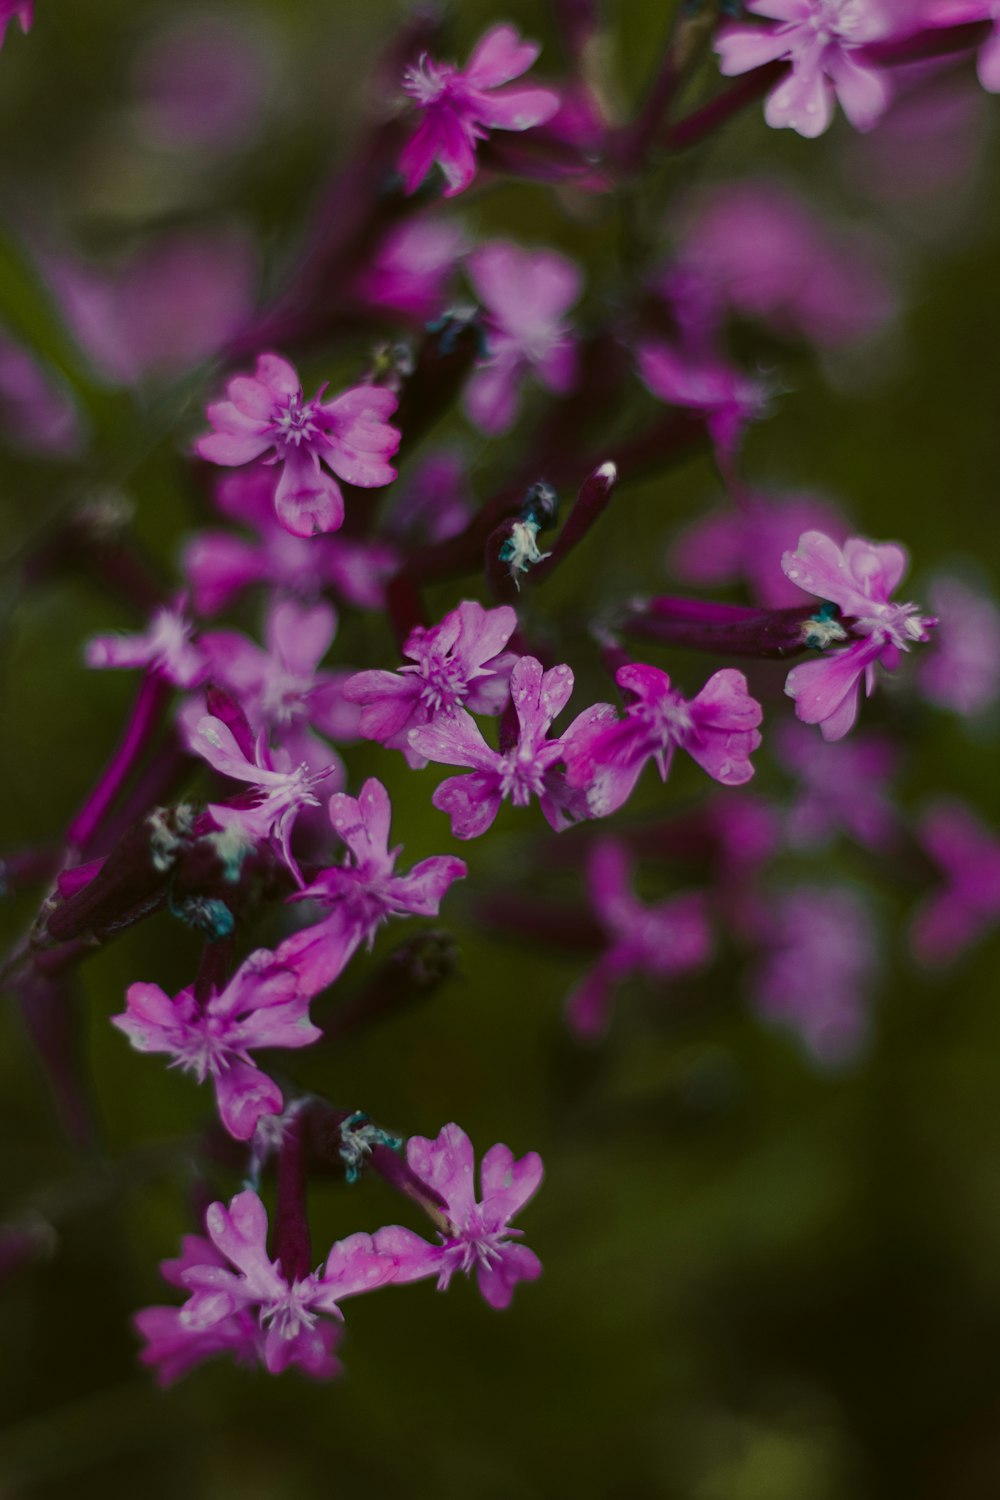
402,54,454,107
415,650,468,714
272,393,320,449
260,1281,319,1340
498,748,548,806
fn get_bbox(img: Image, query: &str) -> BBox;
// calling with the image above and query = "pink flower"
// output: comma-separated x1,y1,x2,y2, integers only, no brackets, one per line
910,799,1000,964
112,949,320,1139
400,24,560,198
195,353,400,538
782,532,936,740
917,574,1000,716
671,180,896,350
463,242,581,435
200,597,360,780
750,885,878,1065
86,603,207,689
356,218,468,322
564,663,764,818
409,654,591,838
139,1190,397,1381
190,714,330,882
183,468,398,617
565,840,712,1039
776,722,898,850
669,490,850,609
637,342,767,471
343,600,518,768
916,1,1000,92
0,1,31,47
381,1124,544,1309
715,0,893,138
277,779,466,997
136,1234,261,1386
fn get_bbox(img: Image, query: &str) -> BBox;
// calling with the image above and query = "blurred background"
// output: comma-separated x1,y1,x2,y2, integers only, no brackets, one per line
1,2,999,1496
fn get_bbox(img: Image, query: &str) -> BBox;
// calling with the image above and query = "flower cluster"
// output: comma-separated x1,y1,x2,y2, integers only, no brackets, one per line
2,3,997,1408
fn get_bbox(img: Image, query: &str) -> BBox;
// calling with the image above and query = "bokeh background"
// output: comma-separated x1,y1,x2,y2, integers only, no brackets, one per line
1,2,1000,1496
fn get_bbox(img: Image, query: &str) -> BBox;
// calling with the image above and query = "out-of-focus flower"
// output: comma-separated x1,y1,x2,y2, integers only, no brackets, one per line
400,24,560,197
113,949,320,1140
344,600,517,768
378,1124,544,1309
917,574,1000,716
132,13,275,152
750,884,878,1064
669,180,896,349
385,448,473,545
782,532,936,740
915,1,1000,93
669,490,850,608
0,335,81,456
183,469,398,617
716,0,893,138
52,229,257,385
138,1191,396,1381
463,242,581,435
911,799,1000,964
86,604,206,689
356,218,468,322
564,663,764,818
196,354,400,538
200,598,360,786
0,1,31,48
637,343,767,472
565,839,712,1038
776,722,898,849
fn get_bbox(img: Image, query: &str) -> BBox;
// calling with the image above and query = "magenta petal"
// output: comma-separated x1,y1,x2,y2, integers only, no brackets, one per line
407,1123,478,1223
214,1059,283,1140
475,84,561,131
464,24,540,88
432,772,503,839
274,450,344,537
476,1243,542,1309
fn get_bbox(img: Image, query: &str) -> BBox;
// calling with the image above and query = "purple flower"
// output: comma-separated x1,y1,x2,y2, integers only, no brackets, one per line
183,468,398,617
86,603,207,689
671,180,896,350
0,1,31,47
343,600,518,768
0,333,81,456
52,229,257,386
139,1190,397,1381
190,713,330,883
356,217,468,322
381,1124,543,1309
409,654,589,838
782,531,937,740
637,342,767,472
463,242,581,435
566,840,712,1039
917,574,1000,716
195,353,400,538
564,663,764,819
200,597,360,779
277,779,466,997
399,24,560,198
135,1234,261,1386
716,0,893,139
668,490,850,609
911,799,1000,965
776,722,898,851
385,448,473,545
750,884,878,1066
112,949,320,1140
917,1,1000,92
